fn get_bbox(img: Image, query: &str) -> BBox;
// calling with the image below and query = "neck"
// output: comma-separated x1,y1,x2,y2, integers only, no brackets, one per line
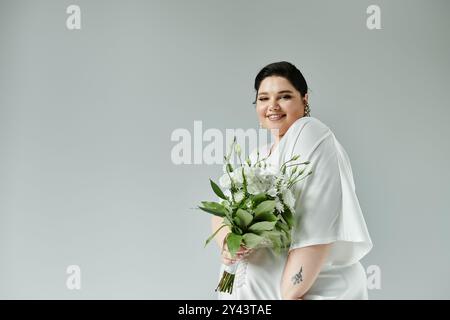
274,134,284,144
270,134,283,154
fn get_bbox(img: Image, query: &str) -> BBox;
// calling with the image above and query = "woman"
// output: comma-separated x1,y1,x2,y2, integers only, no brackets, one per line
211,61,373,300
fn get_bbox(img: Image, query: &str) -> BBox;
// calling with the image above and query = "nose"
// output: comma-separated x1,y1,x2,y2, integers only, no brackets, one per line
268,97,281,111
269,103,280,111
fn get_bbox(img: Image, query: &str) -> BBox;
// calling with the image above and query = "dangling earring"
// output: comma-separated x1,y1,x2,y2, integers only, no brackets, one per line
304,102,311,117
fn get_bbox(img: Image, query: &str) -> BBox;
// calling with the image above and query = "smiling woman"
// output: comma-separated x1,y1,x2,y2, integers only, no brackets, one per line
211,61,373,300
253,63,311,155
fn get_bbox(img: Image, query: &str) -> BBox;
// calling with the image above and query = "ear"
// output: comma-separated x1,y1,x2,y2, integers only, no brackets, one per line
303,93,309,104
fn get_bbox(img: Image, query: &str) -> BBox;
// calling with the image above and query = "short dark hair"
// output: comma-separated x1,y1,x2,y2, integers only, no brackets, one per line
252,61,308,105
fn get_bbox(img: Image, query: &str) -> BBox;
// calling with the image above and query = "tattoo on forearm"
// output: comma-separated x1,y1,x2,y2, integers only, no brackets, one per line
291,266,303,285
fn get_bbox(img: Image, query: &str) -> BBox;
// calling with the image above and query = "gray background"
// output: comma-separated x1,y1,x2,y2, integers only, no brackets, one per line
1,0,449,299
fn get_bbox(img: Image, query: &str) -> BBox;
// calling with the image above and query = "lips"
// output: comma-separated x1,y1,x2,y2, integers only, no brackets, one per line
267,114,286,121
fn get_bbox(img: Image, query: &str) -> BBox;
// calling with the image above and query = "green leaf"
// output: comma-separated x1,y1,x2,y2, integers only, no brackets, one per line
260,230,283,249
223,216,232,227
260,230,283,238
254,211,277,222
241,167,248,192
281,207,294,228
248,221,277,232
254,200,276,218
235,209,253,229
231,225,243,235
227,233,243,258
210,179,227,200
198,201,228,217
243,198,253,209
276,221,291,234
252,193,267,206
243,233,264,249
279,229,290,247
204,224,227,247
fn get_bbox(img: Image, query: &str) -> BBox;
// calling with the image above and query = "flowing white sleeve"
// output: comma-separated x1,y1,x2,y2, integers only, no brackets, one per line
288,131,373,266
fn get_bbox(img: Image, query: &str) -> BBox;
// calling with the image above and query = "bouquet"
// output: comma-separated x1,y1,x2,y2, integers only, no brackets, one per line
198,137,313,294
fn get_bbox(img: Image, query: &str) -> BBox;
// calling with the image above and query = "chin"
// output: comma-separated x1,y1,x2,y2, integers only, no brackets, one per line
265,120,285,130
267,125,287,136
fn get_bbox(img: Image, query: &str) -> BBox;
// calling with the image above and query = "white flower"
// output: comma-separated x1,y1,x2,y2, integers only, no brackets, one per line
267,187,277,197
240,166,256,183
244,165,277,195
282,189,296,211
223,189,232,198
231,169,244,185
219,173,231,189
278,180,288,193
234,190,245,203
262,164,278,176
275,196,284,212
247,179,266,195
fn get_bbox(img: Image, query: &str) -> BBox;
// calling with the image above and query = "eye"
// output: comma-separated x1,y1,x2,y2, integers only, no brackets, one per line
258,97,268,101
281,95,292,99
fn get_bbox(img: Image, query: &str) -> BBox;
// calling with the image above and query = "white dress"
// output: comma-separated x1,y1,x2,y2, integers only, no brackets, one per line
217,116,373,300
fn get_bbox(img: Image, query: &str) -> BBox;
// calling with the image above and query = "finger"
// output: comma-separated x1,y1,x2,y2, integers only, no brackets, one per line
234,253,248,260
223,252,237,261
224,248,251,259
222,254,235,262
226,252,241,261
241,251,250,256
224,249,252,262
224,249,243,257
237,250,251,256
222,258,234,266
223,257,236,264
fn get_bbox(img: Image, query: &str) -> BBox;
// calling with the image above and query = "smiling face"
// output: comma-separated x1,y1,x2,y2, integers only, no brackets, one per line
255,76,308,141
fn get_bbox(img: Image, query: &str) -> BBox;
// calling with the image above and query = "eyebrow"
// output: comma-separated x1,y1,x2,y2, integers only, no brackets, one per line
257,90,294,96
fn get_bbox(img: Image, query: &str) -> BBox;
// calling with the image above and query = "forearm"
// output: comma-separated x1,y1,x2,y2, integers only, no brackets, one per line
280,243,332,300
211,216,231,250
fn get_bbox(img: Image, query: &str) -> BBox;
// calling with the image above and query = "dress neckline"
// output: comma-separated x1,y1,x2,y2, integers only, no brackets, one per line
266,116,310,158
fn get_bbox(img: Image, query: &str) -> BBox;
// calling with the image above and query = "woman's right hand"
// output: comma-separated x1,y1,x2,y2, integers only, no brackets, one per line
221,237,253,266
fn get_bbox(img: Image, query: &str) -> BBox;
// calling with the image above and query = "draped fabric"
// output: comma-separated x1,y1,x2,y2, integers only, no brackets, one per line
217,116,373,300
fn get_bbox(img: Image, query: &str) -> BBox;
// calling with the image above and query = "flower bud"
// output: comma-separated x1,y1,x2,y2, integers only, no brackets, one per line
235,144,241,157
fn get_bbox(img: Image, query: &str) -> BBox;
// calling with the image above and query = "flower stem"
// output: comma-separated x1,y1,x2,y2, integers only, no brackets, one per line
215,270,235,294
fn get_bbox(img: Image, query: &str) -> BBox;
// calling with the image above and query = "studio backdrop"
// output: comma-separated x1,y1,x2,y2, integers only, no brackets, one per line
1,0,449,299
